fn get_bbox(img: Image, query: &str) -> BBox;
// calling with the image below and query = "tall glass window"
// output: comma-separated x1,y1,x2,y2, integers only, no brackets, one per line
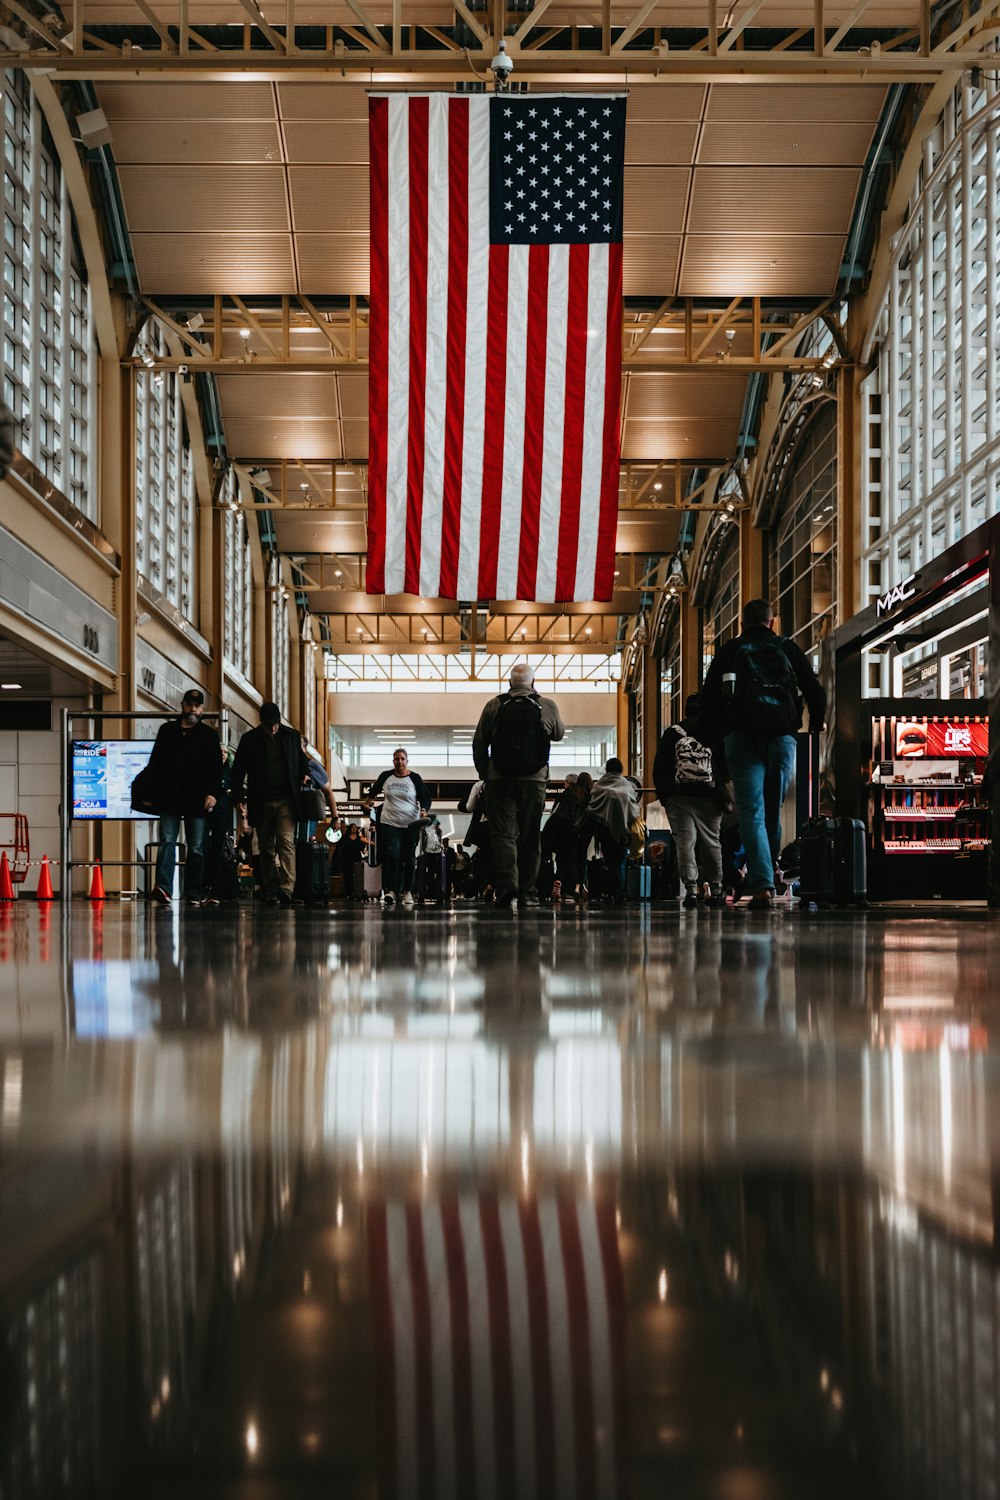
701,524,740,679
773,403,837,668
2,70,95,516
862,77,1000,604
221,467,253,681
269,553,290,715
134,321,197,621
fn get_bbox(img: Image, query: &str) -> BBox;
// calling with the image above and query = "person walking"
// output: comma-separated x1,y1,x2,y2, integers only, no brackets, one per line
231,702,312,907
144,688,222,907
472,662,565,909
588,758,642,904
699,598,826,910
542,771,593,905
363,748,432,910
653,694,727,910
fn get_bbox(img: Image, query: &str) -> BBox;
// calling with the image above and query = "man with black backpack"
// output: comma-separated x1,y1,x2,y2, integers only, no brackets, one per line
472,662,565,908
699,599,825,910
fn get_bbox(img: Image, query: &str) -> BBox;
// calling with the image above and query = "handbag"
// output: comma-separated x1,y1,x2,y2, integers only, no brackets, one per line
628,816,647,862
130,764,160,815
297,786,327,822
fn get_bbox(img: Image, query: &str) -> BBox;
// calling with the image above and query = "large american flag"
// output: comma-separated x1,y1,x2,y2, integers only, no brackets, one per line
367,93,626,604
368,1196,627,1499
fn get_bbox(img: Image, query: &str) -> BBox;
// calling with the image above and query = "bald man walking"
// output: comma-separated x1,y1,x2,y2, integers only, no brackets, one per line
472,663,566,909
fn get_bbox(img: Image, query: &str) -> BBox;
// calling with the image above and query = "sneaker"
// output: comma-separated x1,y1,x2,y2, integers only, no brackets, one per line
204,896,221,908
151,886,171,907
707,892,726,909
494,889,517,909
262,896,280,907
519,894,540,909
186,897,204,908
383,892,395,909
401,892,415,911
748,889,775,910
682,892,698,910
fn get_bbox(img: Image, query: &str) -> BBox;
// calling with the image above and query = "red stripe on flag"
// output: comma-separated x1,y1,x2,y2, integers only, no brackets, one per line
596,1204,629,1498
555,244,591,601
438,99,469,601
595,242,623,603
366,98,389,594
557,1200,598,1500
405,99,430,597
479,1197,517,1497
516,246,550,602
405,1204,436,1498
478,243,510,599
440,1199,477,1497
519,1199,557,1497
366,1205,398,1499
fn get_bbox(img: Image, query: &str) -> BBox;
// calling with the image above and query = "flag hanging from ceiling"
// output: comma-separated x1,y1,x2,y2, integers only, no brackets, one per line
367,1196,627,1499
367,93,626,604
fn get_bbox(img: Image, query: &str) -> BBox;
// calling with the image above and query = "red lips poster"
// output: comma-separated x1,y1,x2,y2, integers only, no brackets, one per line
895,720,988,758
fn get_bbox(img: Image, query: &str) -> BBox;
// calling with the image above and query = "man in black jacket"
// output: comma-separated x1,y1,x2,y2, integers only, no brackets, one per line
231,702,311,907
146,688,222,907
699,599,826,910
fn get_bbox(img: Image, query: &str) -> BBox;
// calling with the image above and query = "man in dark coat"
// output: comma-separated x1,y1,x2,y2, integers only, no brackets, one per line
146,688,222,907
231,701,311,906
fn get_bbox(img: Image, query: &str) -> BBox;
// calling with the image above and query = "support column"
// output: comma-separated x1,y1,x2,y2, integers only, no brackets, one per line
642,646,660,793
837,362,862,625
206,503,225,712
680,596,701,702
738,511,764,607
616,681,629,769
288,615,303,733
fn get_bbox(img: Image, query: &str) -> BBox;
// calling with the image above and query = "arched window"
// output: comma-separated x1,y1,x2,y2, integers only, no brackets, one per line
772,403,837,667
701,523,739,679
2,71,96,516
134,321,197,620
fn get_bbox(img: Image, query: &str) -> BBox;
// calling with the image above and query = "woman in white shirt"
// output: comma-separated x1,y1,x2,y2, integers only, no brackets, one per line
363,748,433,910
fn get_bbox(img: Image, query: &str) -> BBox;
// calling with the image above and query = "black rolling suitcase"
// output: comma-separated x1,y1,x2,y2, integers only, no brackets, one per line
294,842,328,904
798,818,867,908
417,850,449,904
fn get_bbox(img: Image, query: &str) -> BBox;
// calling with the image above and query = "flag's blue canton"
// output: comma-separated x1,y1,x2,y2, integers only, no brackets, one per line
489,96,626,246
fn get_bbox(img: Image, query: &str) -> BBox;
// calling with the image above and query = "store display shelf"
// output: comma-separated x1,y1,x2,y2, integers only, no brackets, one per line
882,808,974,820
883,839,990,853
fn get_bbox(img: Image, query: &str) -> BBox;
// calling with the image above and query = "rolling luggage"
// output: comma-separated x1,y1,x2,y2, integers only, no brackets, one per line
329,872,347,900
417,850,448,904
363,864,383,900
294,842,328,903
626,862,651,901
352,861,367,900
798,817,867,907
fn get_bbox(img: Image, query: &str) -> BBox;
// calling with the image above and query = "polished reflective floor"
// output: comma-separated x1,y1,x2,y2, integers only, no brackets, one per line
2,899,1000,1499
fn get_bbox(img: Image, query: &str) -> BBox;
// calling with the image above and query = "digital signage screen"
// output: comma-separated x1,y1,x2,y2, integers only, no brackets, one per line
71,740,155,820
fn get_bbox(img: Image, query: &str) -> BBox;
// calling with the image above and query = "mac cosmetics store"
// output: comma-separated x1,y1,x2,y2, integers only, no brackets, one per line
829,514,1000,907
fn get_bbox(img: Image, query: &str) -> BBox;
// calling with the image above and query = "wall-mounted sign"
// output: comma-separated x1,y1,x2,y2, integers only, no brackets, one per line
875,574,918,618
894,719,988,759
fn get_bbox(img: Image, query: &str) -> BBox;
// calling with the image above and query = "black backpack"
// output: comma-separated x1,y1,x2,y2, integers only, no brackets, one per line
732,637,800,737
490,693,551,777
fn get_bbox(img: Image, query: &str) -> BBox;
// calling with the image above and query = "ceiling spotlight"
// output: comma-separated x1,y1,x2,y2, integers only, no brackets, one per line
76,107,113,149
334,569,342,578
239,327,251,341
356,627,364,636
1,682,23,690
653,481,663,491
299,482,309,492
185,312,205,332
584,627,592,637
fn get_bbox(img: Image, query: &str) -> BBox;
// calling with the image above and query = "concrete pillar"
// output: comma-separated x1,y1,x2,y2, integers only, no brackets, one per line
739,511,764,607
837,362,862,625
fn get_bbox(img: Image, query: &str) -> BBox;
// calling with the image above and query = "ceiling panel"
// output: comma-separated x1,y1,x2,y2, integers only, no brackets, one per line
625,121,700,164
118,165,290,234
622,235,681,296
223,417,344,460
216,372,338,419
687,167,861,234
626,371,747,419
282,120,369,164
131,234,296,293
705,82,887,122
276,83,370,120
296,235,370,292
698,119,877,166
625,169,689,235
274,513,369,551
338,377,369,422
626,86,708,121
289,167,369,233
621,418,741,461
99,81,276,119
342,421,369,458
679,235,845,296
109,120,284,164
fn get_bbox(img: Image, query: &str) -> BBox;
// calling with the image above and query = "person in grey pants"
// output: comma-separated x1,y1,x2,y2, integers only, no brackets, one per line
653,694,729,910
472,663,565,909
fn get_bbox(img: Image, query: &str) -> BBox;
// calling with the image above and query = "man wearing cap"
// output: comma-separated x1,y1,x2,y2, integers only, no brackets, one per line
231,702,312,907
145,688,222,907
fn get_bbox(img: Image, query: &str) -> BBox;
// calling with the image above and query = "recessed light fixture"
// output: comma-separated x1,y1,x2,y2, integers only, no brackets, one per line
1,682,22,690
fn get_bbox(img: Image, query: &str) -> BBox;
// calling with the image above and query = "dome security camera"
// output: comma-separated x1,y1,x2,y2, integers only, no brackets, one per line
490,38,514,88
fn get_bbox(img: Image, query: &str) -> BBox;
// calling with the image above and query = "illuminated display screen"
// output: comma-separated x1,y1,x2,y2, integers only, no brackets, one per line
71,740,155,820
894,719,988,758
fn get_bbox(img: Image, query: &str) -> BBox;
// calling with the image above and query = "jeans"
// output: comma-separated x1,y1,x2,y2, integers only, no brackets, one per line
594,829,628,898
484,779,547,898
379,821,420,896
156,813,207,900
724,732,797,894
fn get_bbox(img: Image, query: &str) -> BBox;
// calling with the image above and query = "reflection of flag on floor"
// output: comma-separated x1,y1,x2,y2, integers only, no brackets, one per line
367,93,625,604
368,1197,626,1499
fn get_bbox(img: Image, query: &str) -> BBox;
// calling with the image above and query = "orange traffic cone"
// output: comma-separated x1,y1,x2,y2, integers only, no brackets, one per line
36,855,54,901
88,863,106,901
0,852,14,901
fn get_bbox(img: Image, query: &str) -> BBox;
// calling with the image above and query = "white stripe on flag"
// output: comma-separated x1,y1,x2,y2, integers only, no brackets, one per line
537,1199,576,1500
459,1197,498,1500
423,1203,457,1499
495,244,530,602
577,1202,616,1499
575,245,610,601
385,1204,418,1500
535,245,571,603
498,1199,538,1500
456,98,490,599
384,99,411,595
419,97,451,599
